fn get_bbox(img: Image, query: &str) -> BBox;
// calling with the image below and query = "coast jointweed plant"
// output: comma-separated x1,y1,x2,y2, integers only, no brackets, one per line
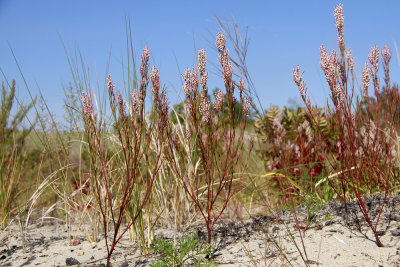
80,46,168,266
165,32,250,244
293,4,395,247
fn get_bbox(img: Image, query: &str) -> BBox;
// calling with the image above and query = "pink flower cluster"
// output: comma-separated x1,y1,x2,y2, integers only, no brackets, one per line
368,45,381,94
150,66,160,98
334,84,345,105
80,92,94,118
199,92,210,124
140,46,150,78
198,49,207,75
117,91,125,115
368,45,380,71
216,32,233,85
130,89,140,116
216,32,225,52
238,78,245,93
182,68,199,99
320,46,338,88
219,49,233,84
243,97,250,118
362,64,371,93
346,49,354,70
334,4,344,50
107,74,115,93
293,66,307,98
157,86,169,131
213,89,224,110
381,44,391,64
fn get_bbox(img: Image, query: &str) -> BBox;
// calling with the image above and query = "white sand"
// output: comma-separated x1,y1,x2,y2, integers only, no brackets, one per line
2,196,400,266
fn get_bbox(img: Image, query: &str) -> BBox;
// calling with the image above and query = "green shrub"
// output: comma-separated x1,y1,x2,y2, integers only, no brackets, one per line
254,105,337,204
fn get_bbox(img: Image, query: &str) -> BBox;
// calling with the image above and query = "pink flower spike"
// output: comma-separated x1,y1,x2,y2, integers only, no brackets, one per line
198,49,207,75
140,46,151,77
117,91,125,115
238,78,245,92
213,89,224,110
80,92,94,117
130,89,140,116
293,66,308,98
368,45,380,71
216,32,226,52
243,97,250,118
381,44,391,63
200,72,208,91
199,92,210,124
150,66,160,96
334,84,345,105
220,50,233,83
107,74,115,92
334,4,344,32
362,64,371,93
346,49,354,70
191,68,199,93
182,68,191,98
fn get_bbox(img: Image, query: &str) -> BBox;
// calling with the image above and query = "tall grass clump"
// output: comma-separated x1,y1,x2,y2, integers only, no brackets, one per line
293,4,397,247
80,46,168,266
150,107,197,231
165,32,250,244
0,80,37,229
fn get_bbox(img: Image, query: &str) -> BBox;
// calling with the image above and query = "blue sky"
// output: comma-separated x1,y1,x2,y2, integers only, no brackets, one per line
1,0,400,123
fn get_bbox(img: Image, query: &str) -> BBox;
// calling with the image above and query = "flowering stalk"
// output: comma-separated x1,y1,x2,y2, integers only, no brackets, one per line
166,32,249,244
80,47,167,266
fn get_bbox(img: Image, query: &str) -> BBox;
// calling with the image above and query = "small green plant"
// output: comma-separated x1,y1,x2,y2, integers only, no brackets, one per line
150,232,216,267
303,194,325,227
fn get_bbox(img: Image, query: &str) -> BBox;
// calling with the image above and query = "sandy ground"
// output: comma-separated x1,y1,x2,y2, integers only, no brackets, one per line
1,194,400,266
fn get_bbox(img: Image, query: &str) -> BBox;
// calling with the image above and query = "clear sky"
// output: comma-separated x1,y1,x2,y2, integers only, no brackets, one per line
1,0,400,123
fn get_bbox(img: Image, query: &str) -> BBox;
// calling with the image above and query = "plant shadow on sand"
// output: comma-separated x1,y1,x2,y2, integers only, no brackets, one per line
1,193,400,266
